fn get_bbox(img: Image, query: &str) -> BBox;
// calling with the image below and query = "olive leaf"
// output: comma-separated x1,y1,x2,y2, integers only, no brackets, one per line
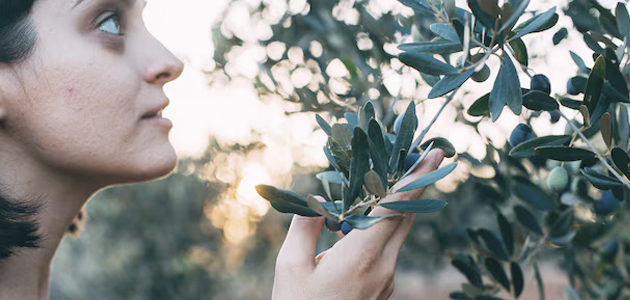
510,7,557,41
485,258,510,292
396,162,458,192
364,170,386,198
379,199,447,213
490,54,522,121
509,135,572,158
255,185,320,217
428,69,476,98
307,195,334,219
511,262,524,298
514,205,543,236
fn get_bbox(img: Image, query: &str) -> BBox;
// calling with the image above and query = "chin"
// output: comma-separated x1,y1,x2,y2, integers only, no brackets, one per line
119,145,178,184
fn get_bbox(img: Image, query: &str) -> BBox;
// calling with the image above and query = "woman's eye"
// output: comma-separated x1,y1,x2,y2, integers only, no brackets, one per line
99,14,122,35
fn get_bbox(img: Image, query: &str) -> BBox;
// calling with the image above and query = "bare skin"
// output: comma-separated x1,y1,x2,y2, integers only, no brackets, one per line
0,0,446,299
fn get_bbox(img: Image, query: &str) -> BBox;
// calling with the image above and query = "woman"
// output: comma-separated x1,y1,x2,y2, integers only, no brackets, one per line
0,0,445,299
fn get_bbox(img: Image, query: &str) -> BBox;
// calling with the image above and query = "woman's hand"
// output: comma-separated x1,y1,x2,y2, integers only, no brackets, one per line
272,149,446,300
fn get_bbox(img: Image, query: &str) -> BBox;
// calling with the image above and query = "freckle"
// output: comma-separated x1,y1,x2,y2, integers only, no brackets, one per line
68,88,74,94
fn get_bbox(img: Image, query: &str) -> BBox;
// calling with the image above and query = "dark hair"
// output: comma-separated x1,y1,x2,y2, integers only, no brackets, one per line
0,0,38,64
0,0,41,258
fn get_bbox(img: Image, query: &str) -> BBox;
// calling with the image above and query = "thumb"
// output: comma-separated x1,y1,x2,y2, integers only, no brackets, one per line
277,214,325,269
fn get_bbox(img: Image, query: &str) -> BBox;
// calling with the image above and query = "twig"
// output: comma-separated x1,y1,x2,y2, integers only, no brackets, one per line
408,87,461,154
559,110,630,190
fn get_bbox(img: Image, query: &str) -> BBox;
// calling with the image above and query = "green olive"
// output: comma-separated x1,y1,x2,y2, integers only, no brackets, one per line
547,166,569,192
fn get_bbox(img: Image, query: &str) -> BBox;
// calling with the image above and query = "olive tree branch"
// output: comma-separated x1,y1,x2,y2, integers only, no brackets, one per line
559,110,630,190
409,87,461,154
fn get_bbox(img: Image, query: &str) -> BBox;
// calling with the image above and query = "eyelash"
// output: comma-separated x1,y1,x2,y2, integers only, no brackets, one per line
97,10,124,36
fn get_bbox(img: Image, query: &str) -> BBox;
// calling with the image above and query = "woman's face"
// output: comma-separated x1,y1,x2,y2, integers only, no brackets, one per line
0,0,184,184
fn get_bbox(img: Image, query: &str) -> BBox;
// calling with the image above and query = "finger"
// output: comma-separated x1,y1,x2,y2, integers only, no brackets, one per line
383,212,415,260
341,149,445,251
277,214,325,270
377,279,395,300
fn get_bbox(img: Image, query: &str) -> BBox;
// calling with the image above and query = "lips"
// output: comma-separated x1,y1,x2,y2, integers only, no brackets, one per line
141,99,169,119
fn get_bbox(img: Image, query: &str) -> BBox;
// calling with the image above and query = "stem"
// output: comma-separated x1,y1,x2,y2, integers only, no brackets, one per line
559,110,630,190
409,87,460,153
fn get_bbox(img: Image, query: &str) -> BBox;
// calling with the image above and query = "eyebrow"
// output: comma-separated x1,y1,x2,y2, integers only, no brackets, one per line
73,0,147,9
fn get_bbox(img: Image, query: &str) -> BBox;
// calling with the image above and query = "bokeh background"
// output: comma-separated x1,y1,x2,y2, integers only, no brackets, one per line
49,0,627,299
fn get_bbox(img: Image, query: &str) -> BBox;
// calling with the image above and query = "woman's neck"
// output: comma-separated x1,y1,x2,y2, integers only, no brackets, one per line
0,153,101,300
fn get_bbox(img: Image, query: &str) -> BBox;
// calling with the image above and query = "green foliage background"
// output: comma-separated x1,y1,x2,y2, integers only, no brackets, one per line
51,0,630,299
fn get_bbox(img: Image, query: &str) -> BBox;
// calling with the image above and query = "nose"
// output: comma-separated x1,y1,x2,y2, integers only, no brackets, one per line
140,33,184,85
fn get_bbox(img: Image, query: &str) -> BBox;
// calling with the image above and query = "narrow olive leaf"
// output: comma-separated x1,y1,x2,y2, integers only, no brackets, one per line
509,37,529,67
583,33,604,54
255,185,320,217
357,106,366,131
347,128,371,212
367,119,388,185
397,0,431,12
600,112,612,150
510,7,557,41
328,138,350,176
534,146,596,161
468,92,490,116
320,174,334,207
343,214,402,229
365,171,386,198
603,81,630,103
604,57,629,99
475,296,505,300
560,98,583,109
497,213,514,256
533,262,545,300
389,102,417,172
549,208,574,239
499,0,529,32
420,137,457,158
396,148,407,178
501,2,513,24
512,177,556,211
583,55,606,113
611,147,630,178
316,114,332,136
570,51,590,74
379,199,447,213
364,102,375,127
618,106,630,151
332,124,352,150
580,167,623,189
323,144,341,171
307,195,334,219
428,68,476,98
616,3,630,43
522,90,559,111
316,171,347,186
579,105,591,128
514,205,543,236
452,259,483,288
430,23,460,43
507,262,524,298
398,41,463,54
509,135,572,158
468,0,497,30
478,229,510,261
399,52,459,76
490,55,522,121
444,0,456,20
397,162,458,192
478,0,501,17
485,258,510,292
